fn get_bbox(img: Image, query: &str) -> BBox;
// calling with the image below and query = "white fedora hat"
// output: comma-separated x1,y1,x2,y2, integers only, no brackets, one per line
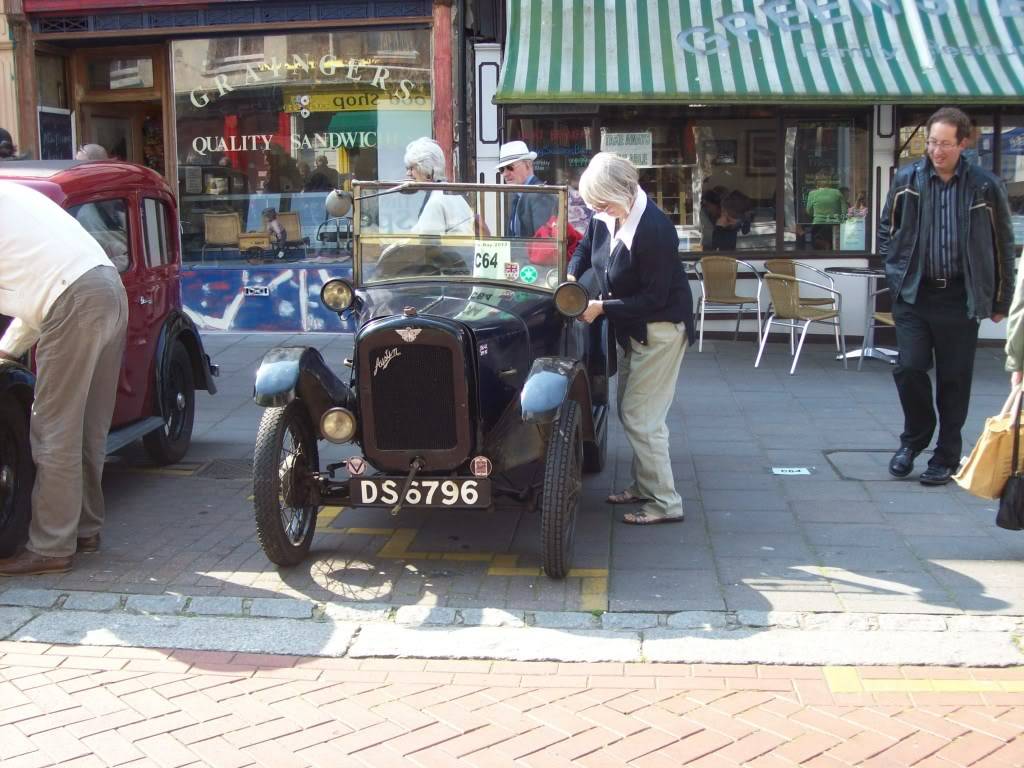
496,140,537,169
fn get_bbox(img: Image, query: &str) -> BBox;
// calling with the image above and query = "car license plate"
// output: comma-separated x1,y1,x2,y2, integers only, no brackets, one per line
351,477,491,508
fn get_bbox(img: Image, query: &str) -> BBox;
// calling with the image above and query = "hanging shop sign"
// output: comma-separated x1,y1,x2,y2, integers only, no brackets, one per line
600,131,653,167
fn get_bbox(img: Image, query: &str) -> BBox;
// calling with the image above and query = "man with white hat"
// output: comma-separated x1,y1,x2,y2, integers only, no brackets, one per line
497,140,556,238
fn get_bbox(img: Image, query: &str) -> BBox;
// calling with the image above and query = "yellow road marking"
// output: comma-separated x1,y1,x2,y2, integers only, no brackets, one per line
824,666,1024,694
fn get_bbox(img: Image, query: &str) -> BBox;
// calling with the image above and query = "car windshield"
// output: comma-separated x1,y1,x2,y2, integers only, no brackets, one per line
353,181,568,291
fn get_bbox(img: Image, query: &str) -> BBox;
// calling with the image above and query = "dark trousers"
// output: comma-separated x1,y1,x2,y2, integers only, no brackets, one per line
892,280,979,469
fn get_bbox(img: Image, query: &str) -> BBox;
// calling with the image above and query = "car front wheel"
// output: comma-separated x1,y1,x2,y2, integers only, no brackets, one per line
143,342,195,465
253,401,320,566
0,395,33,558
541,400,582,579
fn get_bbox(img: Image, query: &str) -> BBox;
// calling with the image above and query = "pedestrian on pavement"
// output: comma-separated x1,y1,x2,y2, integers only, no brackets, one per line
75,143,108,161
880,106,1015,486
569,152,695,524
1005,259,1024,389
497,140,556,238
0,182,128,575
0,127,18,159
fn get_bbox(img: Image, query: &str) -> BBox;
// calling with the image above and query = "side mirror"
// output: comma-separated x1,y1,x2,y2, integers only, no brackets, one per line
553,281,589,318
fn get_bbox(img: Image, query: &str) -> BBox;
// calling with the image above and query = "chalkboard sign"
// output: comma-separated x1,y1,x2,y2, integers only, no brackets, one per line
38,108,74,160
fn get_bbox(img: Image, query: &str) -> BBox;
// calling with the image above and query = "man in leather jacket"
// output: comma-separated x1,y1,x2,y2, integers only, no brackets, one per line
878,106,1015,486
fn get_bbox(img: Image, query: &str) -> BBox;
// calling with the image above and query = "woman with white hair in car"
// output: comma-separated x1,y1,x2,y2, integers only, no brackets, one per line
568,152,695,525
403,137,474,236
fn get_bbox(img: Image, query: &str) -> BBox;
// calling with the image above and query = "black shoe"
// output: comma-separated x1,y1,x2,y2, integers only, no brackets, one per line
919,465,954,486
888,447,920,478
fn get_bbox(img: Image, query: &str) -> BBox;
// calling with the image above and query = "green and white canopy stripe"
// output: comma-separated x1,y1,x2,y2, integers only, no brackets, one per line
496,0,1024,103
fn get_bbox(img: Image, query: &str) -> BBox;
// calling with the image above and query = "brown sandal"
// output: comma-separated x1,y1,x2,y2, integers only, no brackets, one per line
622,511,684,525
606,490,649,505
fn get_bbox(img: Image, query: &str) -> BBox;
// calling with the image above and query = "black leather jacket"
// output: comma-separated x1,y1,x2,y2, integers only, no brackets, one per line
878,158,1015,319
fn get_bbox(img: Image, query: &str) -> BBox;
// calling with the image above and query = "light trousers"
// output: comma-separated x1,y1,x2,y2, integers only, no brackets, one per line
616,321,687,518
27,266,128,557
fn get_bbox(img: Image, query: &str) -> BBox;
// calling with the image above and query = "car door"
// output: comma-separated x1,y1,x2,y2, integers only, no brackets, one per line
66,191,150,425
136,194,179,412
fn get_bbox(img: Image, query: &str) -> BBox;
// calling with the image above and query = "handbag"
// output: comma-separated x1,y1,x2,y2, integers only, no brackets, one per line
953,386,1024,500
998,395,1024,530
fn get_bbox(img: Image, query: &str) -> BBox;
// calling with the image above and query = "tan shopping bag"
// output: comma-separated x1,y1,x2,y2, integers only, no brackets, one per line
954,387,1024,499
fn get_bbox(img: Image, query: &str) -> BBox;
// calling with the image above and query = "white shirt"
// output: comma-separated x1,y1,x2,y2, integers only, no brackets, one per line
594,187,648,253
412,190,475,236
0,181,114,356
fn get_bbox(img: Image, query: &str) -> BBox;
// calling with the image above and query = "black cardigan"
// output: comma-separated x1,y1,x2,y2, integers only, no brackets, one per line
568,201,695,349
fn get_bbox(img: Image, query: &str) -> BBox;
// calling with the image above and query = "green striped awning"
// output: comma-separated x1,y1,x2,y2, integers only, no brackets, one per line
496,0,1024,104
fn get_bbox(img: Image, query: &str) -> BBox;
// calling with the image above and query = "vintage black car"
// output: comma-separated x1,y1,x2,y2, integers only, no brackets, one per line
252,182,612,577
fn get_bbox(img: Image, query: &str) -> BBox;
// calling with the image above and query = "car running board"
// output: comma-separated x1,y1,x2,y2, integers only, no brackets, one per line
105,416,165,455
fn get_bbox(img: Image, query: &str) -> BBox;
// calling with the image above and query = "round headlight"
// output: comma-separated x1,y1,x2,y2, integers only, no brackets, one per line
320,408,357,444
321,279,354,312
325,189,352,218
553,281,589,318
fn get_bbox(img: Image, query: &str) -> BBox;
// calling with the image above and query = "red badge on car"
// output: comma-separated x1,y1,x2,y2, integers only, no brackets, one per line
346,456,367,476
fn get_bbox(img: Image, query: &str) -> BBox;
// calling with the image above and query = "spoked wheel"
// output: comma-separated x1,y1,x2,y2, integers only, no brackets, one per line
143,342,195,465
541,400,583,579
0,395,33,559
253,401,320,566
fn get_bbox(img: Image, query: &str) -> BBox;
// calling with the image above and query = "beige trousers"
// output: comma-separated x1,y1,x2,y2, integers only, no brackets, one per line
27,266,128,557
616,321,687,518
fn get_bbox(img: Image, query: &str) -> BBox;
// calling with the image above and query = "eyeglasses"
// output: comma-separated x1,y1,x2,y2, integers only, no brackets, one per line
926,139,958,151
499,165,516,175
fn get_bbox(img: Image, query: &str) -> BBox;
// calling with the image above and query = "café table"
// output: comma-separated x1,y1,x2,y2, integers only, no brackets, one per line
824,266,897,366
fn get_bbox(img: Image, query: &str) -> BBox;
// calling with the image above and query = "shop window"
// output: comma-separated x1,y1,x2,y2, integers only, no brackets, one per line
87,57,154,91
68,200,129,272
172,28,432,267
142,198,171,268
783,116,870,253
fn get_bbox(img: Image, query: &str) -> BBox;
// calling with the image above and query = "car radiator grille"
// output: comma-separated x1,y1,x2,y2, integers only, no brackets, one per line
370,345,458,450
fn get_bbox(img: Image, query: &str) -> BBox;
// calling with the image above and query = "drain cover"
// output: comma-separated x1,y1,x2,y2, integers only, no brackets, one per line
195,459,253,479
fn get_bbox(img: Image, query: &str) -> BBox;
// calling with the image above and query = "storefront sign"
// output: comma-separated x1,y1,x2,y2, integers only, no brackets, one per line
600,131,653,167
676,0,1024,58
284,90,430,114
190,131,376,157
189,55,420,110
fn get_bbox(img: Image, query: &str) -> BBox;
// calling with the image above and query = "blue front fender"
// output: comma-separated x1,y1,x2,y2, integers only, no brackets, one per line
521,357,592,430
254,346,355,428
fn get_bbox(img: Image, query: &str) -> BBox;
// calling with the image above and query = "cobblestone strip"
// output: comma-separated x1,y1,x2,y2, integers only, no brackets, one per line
2,643,1024,767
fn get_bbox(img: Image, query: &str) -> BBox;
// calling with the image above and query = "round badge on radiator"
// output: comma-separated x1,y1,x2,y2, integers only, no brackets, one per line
470,456,493,478
346,456,367,476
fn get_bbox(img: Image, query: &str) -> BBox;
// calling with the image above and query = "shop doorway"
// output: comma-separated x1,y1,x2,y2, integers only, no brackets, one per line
78,102,165,173
71,45,169,177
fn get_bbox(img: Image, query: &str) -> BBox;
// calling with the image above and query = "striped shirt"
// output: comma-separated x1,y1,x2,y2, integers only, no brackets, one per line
923,162,962,280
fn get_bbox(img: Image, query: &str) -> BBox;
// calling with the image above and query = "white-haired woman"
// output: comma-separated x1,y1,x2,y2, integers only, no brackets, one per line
569,152,695,525
403,137,474,236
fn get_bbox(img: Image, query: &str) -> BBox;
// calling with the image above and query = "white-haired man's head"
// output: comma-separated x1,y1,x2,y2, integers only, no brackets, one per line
76,144,108,161
403,137,447,182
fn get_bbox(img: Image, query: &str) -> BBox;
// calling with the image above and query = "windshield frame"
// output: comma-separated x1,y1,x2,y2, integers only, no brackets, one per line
352,181,569,291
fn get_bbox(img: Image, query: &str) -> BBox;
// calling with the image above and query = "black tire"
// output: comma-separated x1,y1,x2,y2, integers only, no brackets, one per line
0,395,33,559
583,405,608,474
143,342,195,465
253,401,319,566
541,400,583,579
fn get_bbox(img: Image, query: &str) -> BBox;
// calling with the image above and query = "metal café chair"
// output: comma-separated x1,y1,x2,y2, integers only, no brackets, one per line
755,273,847,375
763,258,842,354
694,255,763,352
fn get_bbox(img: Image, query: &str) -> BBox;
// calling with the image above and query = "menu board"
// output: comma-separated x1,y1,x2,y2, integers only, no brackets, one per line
38,108,74,160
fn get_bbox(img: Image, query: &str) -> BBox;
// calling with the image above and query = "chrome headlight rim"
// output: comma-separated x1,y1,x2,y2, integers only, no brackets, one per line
320,407,357,444
553,281,589,318
321,279,354,312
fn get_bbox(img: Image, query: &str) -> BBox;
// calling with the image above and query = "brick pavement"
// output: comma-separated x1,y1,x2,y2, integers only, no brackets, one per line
3,642,1024,767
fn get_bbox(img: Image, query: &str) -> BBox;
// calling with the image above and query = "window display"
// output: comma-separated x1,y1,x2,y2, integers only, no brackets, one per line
172,28,432,266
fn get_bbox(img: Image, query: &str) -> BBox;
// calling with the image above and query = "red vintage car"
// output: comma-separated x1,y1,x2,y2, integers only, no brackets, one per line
0,160,218,557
